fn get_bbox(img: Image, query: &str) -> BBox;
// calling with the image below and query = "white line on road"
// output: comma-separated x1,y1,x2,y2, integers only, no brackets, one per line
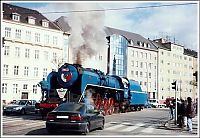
105,124,124,130
140,126,154,133
120,123,145,132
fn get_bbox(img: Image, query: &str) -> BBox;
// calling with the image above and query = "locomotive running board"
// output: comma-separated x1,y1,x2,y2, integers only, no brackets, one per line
78,84,124,103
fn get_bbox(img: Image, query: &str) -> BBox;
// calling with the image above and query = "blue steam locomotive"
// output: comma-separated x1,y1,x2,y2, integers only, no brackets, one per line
36,63,148,116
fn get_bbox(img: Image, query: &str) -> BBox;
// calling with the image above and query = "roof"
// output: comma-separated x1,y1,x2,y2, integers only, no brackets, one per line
104,27,157,50
54,16,71,33
184,48,198,58
3,3,60,30
151,40,171,51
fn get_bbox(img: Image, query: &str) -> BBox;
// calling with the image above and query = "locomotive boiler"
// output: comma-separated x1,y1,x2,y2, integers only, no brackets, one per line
36,63,148,117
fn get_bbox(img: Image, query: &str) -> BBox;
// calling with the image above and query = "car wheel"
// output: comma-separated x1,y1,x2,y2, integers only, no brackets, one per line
84,123,90,134
99,120,104,130
20,109,26,115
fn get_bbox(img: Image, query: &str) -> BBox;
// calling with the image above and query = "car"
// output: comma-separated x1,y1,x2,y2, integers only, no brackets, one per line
3,99,38,115
149,99,159,108
46,102,105,134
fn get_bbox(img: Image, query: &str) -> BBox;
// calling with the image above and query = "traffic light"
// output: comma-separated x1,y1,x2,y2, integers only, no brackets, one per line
171,81,176,90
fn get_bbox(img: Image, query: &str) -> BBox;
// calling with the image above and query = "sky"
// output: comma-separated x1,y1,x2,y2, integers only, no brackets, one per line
8,1,199,51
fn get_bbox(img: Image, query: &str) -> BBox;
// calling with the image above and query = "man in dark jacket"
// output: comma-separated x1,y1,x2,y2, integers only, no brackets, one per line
186,97,195,133
180,99,187,128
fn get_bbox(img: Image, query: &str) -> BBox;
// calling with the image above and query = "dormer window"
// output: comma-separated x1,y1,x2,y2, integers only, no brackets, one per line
28,16,36,24
12,13,20,21
42,19,49,28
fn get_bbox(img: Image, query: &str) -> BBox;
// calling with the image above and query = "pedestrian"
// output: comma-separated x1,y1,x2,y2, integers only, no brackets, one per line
180,99,187,128
186,97,195,133
169,100,175,120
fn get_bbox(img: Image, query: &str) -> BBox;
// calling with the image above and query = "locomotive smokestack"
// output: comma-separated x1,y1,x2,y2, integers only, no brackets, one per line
67,3,107,65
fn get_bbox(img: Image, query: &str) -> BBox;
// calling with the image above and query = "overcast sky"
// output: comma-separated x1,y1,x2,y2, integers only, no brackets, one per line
10,1,199,51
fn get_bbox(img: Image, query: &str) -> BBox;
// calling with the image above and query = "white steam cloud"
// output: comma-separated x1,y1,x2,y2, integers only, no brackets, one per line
67,3,107,64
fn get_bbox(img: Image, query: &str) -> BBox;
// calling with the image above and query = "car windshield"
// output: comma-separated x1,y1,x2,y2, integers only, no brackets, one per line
54,103,86,113
14,100,27,105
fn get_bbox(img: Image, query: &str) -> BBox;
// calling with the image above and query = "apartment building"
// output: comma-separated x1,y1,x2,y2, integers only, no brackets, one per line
105,27,158,99
152,38,198,102
1,3,68,103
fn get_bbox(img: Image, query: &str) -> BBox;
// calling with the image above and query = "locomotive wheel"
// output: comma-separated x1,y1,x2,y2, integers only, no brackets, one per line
102,99,109,116
108,98,115,115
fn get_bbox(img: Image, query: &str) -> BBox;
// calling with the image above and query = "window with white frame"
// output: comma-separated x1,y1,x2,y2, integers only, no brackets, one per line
15,29,21,39
136,51,138,57
53,52,57,63
131,61,134,66
132,50,134,57
131,70,134,75
25,48,30,58
136,71,138,77
42,20,49,27
43,68,48,78
15,47,20,57
26,31,31,41
149,73,151,78
53,36,58,45
28,16,35,24
136,61,138,67
12,13,20,21
13,84,18,93
35,33,40,43
44,51,48,60
34,67,38,77
140,52,143,58
33,85,37,94
35,50,39,59
140,62,143,68
2,83,8,93
44,34,50,44
3,64,9,75
23,84,28,89
14,65,19,75
24,66,29,76
140,71,143,77
5,27,11,38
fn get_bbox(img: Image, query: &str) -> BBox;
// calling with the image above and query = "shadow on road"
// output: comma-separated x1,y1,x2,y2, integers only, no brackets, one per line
26,128,86,136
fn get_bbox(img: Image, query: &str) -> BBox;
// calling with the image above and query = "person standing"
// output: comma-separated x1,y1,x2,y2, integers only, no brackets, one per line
38,78,48,100
186,97,195,133
180,99,187,128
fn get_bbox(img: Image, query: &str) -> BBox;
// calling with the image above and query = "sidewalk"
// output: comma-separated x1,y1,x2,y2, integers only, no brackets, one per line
165,115,198,135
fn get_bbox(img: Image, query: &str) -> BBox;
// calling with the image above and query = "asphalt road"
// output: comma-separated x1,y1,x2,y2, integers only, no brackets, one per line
1,108,197,136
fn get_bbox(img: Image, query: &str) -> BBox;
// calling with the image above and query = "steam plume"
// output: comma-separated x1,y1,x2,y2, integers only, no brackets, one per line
67,3,107,64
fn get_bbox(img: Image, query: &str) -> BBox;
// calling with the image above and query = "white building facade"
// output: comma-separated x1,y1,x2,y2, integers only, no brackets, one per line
1,3,67,103
153,38,198,102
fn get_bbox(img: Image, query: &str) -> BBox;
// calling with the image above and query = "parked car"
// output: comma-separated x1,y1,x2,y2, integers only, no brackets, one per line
3,99,38,115
46,102,105,134
149,99,159,108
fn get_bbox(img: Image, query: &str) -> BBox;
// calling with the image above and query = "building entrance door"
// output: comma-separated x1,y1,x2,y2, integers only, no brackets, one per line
21,92,28,99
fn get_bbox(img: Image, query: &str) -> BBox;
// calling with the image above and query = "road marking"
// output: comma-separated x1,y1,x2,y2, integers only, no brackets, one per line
105,124,124,130
121,123,145,132
141,126,154,133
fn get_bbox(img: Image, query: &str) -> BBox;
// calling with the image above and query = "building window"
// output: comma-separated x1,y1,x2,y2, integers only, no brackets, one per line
34,67,38,77
35,33,40,43
131,70,134,75
25,48,30,58
140,52,143,58
136,61,138,67
149,63,152,69
161,51,164,55
14,65,19,75
28,16,35,24
42,20,49,27
2,83,8,93
12,13,20,21
23,84,28,89
149,54,151,60
53,36,58,45
145,72,147,78
137,41,140,46
140,71,143,77
44,34,50,44
26,31,31,41
132,51,134,57
5,27,11,38
140,62,143,68
35,50,39,59
161,60,163,64
136,51,138,57
149,73,151,78
13,84,18,93
24,66,29,76
145,53,147,59
53,52,57,63
15,47,20,57
33,85,37,94
15,29,21,39
136,71,138,77
131,61,134,66
43,68,48,78
3,64,9,75
116,47,123,55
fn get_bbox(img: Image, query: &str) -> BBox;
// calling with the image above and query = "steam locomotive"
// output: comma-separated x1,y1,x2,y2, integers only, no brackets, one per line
36,63,148,117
